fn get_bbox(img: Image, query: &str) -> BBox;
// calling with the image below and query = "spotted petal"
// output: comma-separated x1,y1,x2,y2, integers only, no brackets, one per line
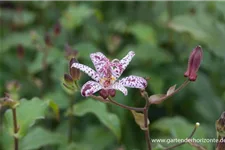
119,75,147,89
90,52,109,74
71,63,100,81
111,51,135,78
110,82,128,95
81,81,103,97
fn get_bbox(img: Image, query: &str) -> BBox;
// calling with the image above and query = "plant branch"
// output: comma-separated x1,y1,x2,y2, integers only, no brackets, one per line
164,123,200,150
12,108,18,150
142,91,152,150
154,80,190,104
90,95,144,112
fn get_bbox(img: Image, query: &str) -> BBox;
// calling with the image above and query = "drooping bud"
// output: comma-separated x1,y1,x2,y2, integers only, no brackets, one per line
65,43,78,59
0,93,19,109
99,89,109,99
64,74,73,84
216,112,225,150
6,80,21,92
69,58,80,80
108,89,116,97
184,45,203,81
17,44,24,59
44,33,52,47
53,22,61,36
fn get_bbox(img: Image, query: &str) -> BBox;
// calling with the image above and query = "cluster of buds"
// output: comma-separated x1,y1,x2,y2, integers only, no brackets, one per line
63,58,81,93
216,112,225,150
0,93,19,109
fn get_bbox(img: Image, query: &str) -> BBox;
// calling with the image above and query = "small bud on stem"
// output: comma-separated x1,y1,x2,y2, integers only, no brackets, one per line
184,45,203,81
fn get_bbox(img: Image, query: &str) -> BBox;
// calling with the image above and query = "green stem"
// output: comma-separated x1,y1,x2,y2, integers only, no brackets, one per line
164,124,199,150
12,108,18,150
105,97,144,112
68,96,74,143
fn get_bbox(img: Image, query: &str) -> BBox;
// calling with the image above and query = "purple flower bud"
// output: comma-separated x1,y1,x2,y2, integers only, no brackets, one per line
69,58,80,80
53,22,61,36
99,89,109,99
65,44,78,59
17,44,24,59
44,33,52,46
64,73,73,84
184,45,203,81
108,89,116,97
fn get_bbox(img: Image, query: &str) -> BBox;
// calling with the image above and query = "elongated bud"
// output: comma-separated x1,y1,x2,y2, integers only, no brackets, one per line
99,89,109,99
53,22,61,36
108,89,116,97
69,58,80,80
44,33,52,47
65,44,78,59
64,74,73,84
184,45,203,81
17,44,24,59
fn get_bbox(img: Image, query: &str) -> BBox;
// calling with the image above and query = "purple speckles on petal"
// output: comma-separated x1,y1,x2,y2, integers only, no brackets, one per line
81,81,103,97
71,63,100,81
119,75,147,89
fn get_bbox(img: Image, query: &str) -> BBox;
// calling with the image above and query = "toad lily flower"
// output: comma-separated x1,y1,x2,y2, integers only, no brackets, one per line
71,51,147,98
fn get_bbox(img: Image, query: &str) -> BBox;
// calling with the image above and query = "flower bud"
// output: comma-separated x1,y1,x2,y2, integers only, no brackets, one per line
69,58,80,80
184,45,203,81
65,44,78,59
64,74,73,84
17,44,24,59
53,22,61,36
6,80,21,92
108,89,116,97
44,33,52,47
216,112,225,135
99,89,109,99
216,112,225,150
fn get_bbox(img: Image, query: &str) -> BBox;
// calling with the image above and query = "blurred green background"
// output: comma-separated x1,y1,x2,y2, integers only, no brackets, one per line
0,1,225,150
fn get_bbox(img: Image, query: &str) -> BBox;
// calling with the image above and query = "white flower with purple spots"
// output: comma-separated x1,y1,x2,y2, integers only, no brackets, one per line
71,51,147,98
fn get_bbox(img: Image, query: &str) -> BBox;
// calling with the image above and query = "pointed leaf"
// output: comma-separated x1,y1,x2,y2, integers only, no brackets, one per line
72,99,121,139
4,98,48,138
166,85,176,96
131,110,149,130
21,127,64,150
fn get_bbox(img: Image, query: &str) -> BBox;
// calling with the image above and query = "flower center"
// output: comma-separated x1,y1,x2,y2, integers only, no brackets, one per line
100,76,116,88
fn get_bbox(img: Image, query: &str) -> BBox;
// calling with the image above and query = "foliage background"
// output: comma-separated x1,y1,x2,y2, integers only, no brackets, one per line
0,1,225,150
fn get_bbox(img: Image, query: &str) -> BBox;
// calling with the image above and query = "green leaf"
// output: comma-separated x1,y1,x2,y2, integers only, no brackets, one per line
28,48,62,74
72,99,121,139
60,4,94,30
169,14,225,58
74,42,98,61
4,97,48,138
20,127,64,150
0,32,33,53
129,23,157,45
47,100,60,121
0,8,36,26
